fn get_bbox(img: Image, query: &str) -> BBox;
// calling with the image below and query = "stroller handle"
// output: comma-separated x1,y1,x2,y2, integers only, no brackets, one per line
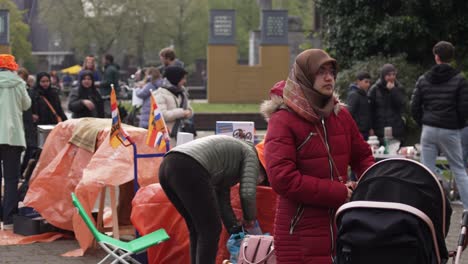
457,210,468,248
454,210,468,264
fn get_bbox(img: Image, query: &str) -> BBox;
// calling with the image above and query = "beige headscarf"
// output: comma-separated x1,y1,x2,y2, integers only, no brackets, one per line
283,49,339,123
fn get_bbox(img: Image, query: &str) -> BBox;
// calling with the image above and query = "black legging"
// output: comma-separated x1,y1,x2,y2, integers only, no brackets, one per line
159,153,222,264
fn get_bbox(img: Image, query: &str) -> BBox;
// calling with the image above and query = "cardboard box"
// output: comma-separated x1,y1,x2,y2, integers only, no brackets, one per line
216,121,255,143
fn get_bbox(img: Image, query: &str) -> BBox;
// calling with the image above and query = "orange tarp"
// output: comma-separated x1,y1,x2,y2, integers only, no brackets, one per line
0,230,68,245
23,118,163,255
131,183,278,263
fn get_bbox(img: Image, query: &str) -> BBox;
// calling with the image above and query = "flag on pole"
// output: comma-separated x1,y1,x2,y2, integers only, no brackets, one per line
146,94,170,151
109,85,129,148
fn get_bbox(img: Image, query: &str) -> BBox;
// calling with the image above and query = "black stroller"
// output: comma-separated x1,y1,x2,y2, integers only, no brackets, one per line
335,158,467,264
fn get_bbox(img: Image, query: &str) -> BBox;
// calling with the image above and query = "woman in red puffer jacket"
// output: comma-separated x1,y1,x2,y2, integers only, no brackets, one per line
264,49,374,264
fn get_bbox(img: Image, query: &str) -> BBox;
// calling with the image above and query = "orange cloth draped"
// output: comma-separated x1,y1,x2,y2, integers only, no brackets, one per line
23,118,163,255
131,183,277,263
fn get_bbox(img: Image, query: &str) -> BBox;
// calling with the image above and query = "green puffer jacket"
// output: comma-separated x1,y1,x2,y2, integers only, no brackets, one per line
167,135,259,230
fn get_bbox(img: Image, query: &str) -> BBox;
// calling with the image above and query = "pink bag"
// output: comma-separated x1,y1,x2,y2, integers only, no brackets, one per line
238,235,276,264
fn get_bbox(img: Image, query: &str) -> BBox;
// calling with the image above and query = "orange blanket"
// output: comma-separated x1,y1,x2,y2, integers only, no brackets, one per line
131,184,277,263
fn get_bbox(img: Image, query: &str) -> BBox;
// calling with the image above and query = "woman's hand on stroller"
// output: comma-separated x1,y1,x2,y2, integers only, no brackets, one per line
345,182,355,202
346,181,357,191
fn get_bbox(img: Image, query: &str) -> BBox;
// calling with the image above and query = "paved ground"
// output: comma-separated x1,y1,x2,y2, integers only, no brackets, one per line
0,202,465,263
0,240,106,264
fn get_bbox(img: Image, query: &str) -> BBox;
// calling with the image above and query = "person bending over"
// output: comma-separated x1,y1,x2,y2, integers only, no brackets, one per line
159,135,259,264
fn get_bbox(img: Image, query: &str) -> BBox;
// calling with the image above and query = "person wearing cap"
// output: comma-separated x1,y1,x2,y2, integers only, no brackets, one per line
264,49,374,263
0,54,31,227
368,64,406,142
411,41,468,208
153,65,193,147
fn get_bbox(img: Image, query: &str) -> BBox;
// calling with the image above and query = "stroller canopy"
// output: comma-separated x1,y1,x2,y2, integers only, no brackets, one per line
336,158,452,264
351,158,450,237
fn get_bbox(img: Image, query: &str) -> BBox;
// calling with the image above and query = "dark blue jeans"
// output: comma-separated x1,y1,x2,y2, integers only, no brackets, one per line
0,145,23,224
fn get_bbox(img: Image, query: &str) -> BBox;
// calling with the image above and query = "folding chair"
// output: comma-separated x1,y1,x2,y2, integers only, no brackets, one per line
71,193,169,264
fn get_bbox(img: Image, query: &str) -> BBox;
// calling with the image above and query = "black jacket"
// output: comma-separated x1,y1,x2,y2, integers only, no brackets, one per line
369,79,406,140
411,64,468,129
22,88,37,147
346,84,371,133
30,87,67,125
100,63,120,97
68,87,104,119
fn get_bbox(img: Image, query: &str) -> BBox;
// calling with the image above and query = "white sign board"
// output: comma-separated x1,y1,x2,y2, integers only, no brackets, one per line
216,121,255,143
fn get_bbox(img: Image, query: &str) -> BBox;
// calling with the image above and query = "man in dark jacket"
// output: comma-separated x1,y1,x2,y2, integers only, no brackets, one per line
100,54,120,117
158,47,185,76
411,41,468,208
347,72,372,140
159,135,259,264
368,64,406,142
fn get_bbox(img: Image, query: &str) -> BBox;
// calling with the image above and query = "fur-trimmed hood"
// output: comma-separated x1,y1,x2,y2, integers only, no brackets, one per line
260,93,343,121
260,95,286,121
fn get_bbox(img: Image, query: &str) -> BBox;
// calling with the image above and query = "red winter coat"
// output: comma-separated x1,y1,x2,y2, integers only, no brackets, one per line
265,106,374,264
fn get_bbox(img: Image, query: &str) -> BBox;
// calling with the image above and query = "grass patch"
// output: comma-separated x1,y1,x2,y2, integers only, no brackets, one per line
120,101,261,113
191,103,260,113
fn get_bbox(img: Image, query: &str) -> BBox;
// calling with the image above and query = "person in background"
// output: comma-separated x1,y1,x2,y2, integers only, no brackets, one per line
68,70,104,118
27,75,35,89
136,67,163,128
346,72,372,140
0,54,31,228
368,64,406,142
133,67,148,89
264,49,374,263
100,54,120,117
30,72,67,125
62,72,73,95
411,41,468,208
153,66,193,147
17,68,38,175
158,47,185,76
78,55,101,83
49,70,61,91
159,135,259,264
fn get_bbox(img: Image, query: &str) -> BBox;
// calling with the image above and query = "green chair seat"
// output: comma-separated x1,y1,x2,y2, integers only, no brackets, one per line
71,193,169,263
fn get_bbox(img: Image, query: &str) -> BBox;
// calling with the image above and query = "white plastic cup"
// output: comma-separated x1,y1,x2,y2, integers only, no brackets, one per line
384,127,393,139
177,132,194,146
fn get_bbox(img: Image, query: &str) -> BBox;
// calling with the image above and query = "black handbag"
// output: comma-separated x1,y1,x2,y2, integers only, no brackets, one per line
170,119,197,138
181,119,197,136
